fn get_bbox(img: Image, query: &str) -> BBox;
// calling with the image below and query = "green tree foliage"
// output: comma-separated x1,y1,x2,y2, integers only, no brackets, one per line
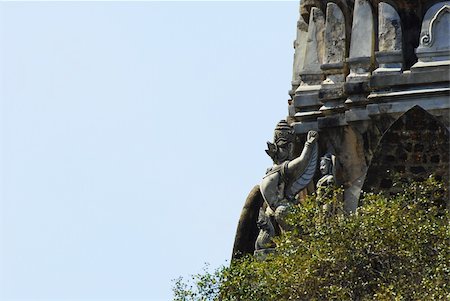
173,178,449,300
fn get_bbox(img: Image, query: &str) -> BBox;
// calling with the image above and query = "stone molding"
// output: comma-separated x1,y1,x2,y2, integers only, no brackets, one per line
420,4,450,47
287,0,449,129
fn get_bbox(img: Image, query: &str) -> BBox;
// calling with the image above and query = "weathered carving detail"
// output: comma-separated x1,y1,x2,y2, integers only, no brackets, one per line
316,153,336,199
415,1,450,63
290,18,309,101
255,121,318,255
255,207,276,251
292,7,326,134
317,153,344,216
343,0,375,124
319,2,347,115
420,5,450,47
374,2,403,74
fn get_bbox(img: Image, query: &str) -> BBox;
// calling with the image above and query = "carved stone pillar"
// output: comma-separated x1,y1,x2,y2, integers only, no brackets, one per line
289,18,309,103
319,2,347,117
368,1,450,126
344,0,375,121
374,2,403,74
292,7,325,134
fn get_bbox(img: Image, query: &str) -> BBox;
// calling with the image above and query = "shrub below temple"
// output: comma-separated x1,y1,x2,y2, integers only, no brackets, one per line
173,177,449,301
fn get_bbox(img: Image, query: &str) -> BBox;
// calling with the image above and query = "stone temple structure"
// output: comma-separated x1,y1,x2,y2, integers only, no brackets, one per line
233,0,449,258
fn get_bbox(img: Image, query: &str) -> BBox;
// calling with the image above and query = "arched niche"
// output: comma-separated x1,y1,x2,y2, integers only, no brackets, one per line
362,106,449,196
417,1,450,61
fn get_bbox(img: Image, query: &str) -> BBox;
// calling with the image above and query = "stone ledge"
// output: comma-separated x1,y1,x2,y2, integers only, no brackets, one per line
368,86,450,102
345,108,370,122
292,120,319,134
318,113,348,128
411,60,450,72
367,97,450,116
294,92,321,107
375,50,403,64
370,68,450,89
321,62,345,71
372,67,402,75
344,80,370,95
319,84,345,101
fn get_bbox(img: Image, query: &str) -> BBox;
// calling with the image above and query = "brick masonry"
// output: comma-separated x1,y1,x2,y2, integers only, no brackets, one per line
363,106,449,194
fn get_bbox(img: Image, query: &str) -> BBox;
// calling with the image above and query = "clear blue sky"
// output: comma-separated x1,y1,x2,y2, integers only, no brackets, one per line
0,1,298,300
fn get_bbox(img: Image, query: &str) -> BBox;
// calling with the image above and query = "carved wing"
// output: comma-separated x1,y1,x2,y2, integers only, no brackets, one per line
231,185,264,260
287,143,318,197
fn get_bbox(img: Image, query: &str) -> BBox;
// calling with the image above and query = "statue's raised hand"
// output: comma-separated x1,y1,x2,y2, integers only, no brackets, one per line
307,130,318,144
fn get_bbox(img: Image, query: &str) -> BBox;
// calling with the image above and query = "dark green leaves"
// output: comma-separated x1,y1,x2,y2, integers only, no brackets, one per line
173,178,449,300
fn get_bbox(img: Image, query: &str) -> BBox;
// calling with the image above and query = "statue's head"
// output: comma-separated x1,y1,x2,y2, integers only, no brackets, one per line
319,153,333,176
266,120,295,164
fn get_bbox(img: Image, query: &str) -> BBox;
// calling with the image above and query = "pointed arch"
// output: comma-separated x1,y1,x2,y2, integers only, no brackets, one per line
362,106,449,194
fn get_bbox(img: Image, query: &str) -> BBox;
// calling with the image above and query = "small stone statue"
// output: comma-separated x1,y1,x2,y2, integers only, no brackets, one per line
316,153,335,198
254,120,318,254
317,153,342,216
254,207,276,251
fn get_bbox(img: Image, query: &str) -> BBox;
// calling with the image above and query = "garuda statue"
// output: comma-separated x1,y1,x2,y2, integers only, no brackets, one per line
232,120,318,259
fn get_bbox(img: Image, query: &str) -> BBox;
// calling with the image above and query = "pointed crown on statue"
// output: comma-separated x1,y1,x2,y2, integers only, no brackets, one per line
273,120,295,144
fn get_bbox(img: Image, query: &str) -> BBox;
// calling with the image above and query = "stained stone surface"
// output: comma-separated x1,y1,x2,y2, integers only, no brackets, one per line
291,18,309,97
348,0,373,61
293,7,326,127
370,65,450,88
362,106,449,204
374,2,403,73
323,3,346,66
378,2,402,52
319,2,347,112
292,120,319,133
301,7,325,76
344,0,375,107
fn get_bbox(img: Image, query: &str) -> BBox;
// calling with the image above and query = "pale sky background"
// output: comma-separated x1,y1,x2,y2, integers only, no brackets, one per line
0,1,298,300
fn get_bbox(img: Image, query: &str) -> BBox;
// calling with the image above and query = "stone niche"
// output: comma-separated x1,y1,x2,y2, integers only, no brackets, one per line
362,106,450,198
416,1,450,62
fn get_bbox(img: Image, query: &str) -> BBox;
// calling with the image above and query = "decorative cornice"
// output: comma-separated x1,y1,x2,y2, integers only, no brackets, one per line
420,5,450,46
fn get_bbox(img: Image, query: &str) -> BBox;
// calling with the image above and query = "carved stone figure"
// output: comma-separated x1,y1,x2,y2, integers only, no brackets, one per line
316,153,336,199
254,207,276,251
317,153,344,217
234,0,450,260
255,120,318,254
232,120,318,259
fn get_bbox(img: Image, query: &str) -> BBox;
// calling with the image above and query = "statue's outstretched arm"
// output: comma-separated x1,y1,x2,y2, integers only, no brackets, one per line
286,131,318,179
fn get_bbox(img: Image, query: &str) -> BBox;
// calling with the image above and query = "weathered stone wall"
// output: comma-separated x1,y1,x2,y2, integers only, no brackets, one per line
289,0,450,211
233,0,450,259
363,106,450,194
